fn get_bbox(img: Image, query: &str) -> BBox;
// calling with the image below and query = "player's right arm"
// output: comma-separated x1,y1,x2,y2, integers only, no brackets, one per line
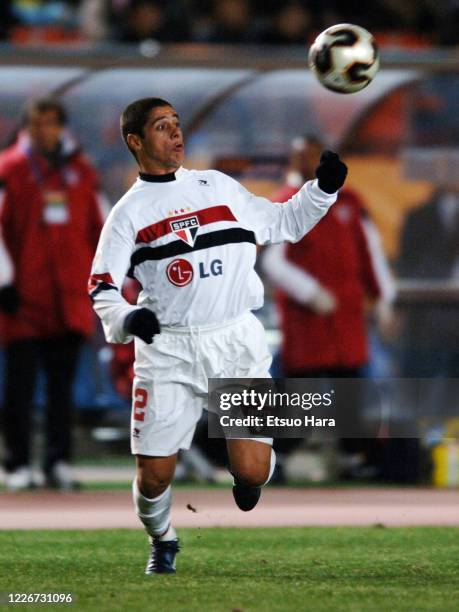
88,207,140,344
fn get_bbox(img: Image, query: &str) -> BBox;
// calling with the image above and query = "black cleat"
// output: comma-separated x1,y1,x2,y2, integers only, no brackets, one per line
145,538,180,575
232,481,261,512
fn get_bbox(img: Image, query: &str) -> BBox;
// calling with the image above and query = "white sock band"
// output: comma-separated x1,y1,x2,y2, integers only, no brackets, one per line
132,479,172,538
263,449,276,486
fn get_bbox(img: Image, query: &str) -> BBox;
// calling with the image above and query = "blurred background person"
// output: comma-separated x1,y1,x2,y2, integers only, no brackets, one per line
112,0,191,44
0,97,107,491
258,1,315,45
1,0,457,46
79,0,111,42
261,134,395,480
198,0,255,44
320,0,401,32
398,180,459,377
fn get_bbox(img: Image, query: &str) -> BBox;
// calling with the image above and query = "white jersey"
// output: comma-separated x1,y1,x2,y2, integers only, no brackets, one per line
89,166,337,343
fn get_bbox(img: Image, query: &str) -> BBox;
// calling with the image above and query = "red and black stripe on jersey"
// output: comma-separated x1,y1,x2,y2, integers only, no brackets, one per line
135,205,237,244
128,205,256,276
88,272,117,299
128,227,256,276
90,206,256,286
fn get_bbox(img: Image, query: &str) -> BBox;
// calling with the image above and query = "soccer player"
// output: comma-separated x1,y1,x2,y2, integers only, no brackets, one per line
89,97,347,574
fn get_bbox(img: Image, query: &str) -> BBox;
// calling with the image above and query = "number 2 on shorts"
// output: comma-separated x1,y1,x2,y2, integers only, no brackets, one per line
133,388,148,422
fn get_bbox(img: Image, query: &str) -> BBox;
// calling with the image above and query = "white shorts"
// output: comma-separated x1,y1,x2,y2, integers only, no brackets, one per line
130,311,273,456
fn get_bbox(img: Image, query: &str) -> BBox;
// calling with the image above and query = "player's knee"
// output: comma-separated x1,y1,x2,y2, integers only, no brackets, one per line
234,460,270,487
137,472,172,499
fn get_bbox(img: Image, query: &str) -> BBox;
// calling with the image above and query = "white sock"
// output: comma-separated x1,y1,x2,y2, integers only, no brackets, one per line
158,524,177,542
262,449,276,486
232,448,277,487
132,479,175,539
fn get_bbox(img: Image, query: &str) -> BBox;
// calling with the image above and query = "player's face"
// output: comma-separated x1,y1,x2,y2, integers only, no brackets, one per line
27,109,64,155
134,106,185,173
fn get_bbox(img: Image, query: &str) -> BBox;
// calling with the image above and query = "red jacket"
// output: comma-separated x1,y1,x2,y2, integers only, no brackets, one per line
269,184,382,372
0,134,105,344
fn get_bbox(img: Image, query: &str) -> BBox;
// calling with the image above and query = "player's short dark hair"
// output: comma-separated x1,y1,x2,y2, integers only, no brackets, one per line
24,96,68,126
120,97,173,160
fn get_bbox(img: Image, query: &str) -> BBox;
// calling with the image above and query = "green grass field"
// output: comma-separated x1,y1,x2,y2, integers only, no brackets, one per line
1,528,458,611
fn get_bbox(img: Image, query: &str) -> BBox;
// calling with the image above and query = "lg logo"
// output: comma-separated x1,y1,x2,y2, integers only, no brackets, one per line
166,258,223,287
166,259,194,287
199,259,222,278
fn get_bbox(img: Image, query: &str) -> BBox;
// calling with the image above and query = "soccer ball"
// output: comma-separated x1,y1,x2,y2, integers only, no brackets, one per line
308,23,379,94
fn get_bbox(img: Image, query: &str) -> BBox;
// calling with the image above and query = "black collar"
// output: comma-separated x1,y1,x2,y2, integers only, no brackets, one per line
139,171,176,183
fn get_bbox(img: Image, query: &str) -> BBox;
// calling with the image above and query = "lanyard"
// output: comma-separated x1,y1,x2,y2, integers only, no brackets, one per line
25,145,69,191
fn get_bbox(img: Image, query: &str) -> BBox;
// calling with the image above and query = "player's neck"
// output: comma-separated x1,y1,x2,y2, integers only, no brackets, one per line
139,170,177,183
138,161,180,176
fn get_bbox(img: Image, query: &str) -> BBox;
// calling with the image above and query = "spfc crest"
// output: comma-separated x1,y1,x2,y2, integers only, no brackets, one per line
170,215,200,246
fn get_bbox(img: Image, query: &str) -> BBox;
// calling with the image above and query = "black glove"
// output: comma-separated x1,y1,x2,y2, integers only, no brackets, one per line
0,284,20,315
124,308,160,344
315,150,348,194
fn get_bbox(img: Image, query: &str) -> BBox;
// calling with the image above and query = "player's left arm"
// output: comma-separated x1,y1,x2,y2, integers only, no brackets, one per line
230,151,347,245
